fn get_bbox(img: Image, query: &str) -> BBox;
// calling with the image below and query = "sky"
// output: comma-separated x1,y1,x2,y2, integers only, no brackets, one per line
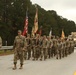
30,0,76,23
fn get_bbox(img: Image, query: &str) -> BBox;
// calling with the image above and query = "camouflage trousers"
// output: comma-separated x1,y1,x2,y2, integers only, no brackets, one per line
61,48,65,58
34,46,40,60
56,48,62,59
65,47,68,57
47,48,51,58
42,48,48,60
27,46,31,60
69,46,74,54
24,50,27,60
51,46,56,57
39,47,43,60
31,46,35,60
14,48,24,65
71,46,74,53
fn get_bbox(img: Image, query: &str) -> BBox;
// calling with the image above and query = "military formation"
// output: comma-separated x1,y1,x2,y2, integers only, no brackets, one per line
24,34,75,60
0,30,75,70
13,30,76,70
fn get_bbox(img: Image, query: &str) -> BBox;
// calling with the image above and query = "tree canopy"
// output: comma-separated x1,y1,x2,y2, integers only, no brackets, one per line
0,0,76,45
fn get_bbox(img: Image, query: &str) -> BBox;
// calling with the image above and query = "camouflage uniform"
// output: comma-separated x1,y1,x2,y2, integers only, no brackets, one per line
26,34,31,60
51,38,57,58
65,39,69,57
35,37,40,60
31,37,36,60
70,39,75,53
23,37,27,60
56,40,62,59
62,40,66,58
47,36,53,59
72,40,75,53
69,39,72,54
67,40,70,55
13,33,25,70
42,36,48,60
39,36,43,61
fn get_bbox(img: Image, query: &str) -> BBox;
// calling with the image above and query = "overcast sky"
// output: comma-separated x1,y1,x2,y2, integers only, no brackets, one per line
30,0,76,23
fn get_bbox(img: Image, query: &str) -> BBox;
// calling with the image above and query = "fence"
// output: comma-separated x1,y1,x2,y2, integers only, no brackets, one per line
0,46,13,52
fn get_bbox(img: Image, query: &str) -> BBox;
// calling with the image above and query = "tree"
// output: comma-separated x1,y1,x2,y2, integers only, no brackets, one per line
0,0,76,45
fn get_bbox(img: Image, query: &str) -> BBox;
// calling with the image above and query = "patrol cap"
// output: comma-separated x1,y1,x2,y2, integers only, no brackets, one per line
18,30,22,33
27,34,30,36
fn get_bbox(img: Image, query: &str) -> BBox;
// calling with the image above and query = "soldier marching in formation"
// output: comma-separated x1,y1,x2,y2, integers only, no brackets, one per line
13,30,76,70
13,30,26,70
23,34,75,61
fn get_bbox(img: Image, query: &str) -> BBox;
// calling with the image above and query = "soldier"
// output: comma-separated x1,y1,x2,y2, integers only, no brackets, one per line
61,39,66,58
65,38,69,57
0,36,2,48
13,30,25,70
42,35,48,60
67,39,70,55
39,36,43,61
47,36,53,59
69,39,72,54
31,36,36,60
34,34,40,60
23,36,27,60
26,34,31,60
56,39,63,59
51,36,57,58
70,39,75,53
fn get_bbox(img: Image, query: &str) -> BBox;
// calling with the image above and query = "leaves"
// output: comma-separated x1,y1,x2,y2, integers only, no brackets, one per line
0,0,76,45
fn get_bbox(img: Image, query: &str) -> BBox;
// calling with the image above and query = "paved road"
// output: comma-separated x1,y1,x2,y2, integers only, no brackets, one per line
0,49,76,75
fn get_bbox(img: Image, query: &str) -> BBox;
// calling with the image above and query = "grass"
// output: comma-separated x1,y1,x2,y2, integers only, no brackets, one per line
0,50,14,56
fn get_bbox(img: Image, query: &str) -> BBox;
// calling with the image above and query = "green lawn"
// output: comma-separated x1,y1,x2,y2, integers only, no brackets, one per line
0,50,14,56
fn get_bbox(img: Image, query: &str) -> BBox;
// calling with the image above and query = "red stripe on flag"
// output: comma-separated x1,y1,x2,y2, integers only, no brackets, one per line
22,11,28,36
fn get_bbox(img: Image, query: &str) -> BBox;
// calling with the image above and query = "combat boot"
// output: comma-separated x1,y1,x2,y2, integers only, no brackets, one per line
40,58,42,61
13,63,17,70
19,63,23,69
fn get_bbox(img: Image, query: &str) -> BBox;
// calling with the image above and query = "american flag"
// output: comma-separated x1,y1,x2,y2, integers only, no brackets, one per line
22,10,28,36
